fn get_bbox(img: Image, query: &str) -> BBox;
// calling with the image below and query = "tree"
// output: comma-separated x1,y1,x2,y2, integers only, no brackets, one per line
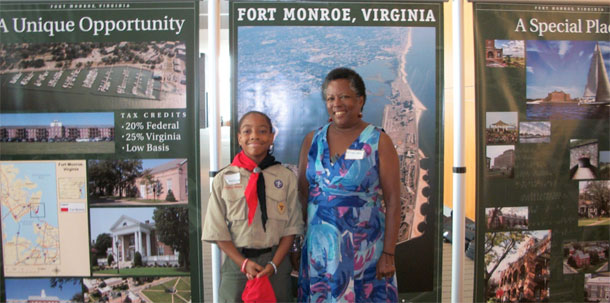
567,256,577,268
166,189,177,202
94,233,113,259
49,278,80,290
484,231,531,288
154,181,164,201
153,207,189,270
140,169,162,200
107,254,115,266
116,159,143,198
71,293,84,302
88,160,142,198
585,181,610,216
590,251,600,265
134,251,143,267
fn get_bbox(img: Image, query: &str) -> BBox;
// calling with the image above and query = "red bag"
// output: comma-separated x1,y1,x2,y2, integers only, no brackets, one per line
242,276,277,303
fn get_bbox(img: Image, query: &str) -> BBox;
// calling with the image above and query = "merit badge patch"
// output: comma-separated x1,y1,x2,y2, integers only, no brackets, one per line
277,201,286,214
274,179,283,189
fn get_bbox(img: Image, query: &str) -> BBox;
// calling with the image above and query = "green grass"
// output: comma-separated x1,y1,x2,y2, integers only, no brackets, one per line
141,278,191,303
176,277,190,290
0,142,114,155
578,217,610,226
176,292,191,302
91,196,183,204
142,290,174,302
567,261,608,274
93,266,188,276
148,283,167,291
161,280,176,288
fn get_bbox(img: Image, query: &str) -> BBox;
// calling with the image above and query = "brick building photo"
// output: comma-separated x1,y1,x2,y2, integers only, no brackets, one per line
486,231,551,303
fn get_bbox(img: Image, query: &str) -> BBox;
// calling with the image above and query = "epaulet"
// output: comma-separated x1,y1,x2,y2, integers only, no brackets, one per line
213,164,233,177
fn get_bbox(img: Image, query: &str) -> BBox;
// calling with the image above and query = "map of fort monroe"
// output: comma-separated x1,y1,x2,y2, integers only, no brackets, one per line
0,160,90,276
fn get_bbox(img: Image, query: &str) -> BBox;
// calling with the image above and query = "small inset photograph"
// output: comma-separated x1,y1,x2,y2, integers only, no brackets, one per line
0,41,187,111
0,112,114,155
83,276,191,303
570,139,599,180
563,240,609,274
485,230,550,303
519,121,550,144
486,145,515,178
525,40,610,120
90,207,189,276
578,180,610,227
600,151,610,179
88,159,188,206
5,278,83,302
485,40,525,68
585,273,610,303
486,207,528,231
486,112,518,144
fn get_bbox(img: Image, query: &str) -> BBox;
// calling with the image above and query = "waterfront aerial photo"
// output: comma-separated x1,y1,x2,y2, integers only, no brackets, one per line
237,26,437,243
519,121,550,144
0,41,187,111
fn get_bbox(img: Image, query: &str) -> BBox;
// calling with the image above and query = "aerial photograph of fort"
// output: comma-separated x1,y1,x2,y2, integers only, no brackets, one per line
237,26,438,244
0,41,186,111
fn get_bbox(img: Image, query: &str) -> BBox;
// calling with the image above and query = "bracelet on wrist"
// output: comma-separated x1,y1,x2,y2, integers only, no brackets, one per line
241,258,249,273
382,251,395,257
267,260,278,275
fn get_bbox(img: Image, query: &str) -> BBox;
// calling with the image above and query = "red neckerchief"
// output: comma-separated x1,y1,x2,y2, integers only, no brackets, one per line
231,151,259,226
230,151,279,229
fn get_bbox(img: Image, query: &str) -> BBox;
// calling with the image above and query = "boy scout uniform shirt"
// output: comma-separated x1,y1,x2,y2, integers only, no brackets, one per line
202,164,304,249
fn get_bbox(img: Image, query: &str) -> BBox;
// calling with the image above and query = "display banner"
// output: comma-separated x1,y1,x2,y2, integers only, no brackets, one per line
0,1,202,302
473,2,609,303
231,1,444,300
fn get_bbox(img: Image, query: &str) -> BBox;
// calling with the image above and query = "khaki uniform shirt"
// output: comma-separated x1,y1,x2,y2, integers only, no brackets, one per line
202,164,304,248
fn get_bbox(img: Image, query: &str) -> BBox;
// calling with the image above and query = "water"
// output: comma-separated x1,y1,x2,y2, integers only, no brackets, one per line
526,103,610,120
237,26,437,165
520,137,550,143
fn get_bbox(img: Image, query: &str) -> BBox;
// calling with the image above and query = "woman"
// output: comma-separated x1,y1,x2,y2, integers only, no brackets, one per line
202,111,304,302
297,67,401,302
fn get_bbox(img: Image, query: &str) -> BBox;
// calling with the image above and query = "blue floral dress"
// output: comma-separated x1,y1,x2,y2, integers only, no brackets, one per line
298,123,398,302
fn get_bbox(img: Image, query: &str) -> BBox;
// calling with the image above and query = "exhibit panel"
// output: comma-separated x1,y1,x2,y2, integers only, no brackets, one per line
0,1,203,302
473,2,609,302
230,1,445,301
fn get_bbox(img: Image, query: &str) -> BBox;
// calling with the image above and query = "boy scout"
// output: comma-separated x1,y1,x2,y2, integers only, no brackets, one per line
202,111,304,302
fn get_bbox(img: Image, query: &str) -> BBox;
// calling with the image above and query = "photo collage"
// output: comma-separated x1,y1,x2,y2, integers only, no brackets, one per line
482,39,609,303
0,2,197,302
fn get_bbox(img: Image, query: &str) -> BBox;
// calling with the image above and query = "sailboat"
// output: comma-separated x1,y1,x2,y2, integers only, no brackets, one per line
579,42,610,106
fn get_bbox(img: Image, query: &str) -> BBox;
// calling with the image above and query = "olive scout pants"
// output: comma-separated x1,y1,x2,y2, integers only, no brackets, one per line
219,246,292,303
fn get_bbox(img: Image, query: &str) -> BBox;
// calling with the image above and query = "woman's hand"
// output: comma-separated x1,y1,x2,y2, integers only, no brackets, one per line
375,253,396,280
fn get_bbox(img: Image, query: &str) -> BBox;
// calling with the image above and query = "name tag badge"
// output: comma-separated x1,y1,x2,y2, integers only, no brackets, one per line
345,149,365,160
224,173,240,185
